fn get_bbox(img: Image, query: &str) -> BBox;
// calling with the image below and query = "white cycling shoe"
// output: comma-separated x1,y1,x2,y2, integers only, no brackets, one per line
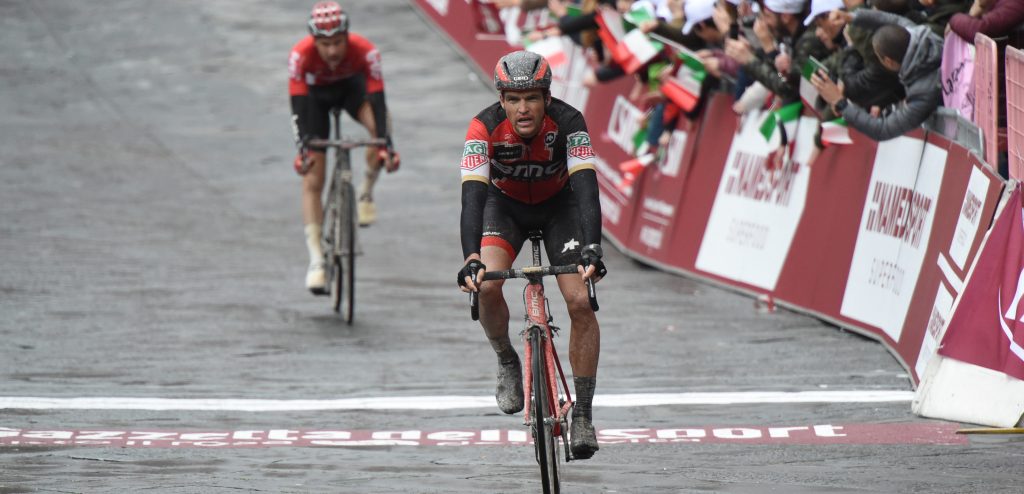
357,199,376,227
306,261,327,294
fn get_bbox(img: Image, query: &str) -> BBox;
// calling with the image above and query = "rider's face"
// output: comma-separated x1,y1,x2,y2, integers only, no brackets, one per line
314,33,348,67
500,90,547,139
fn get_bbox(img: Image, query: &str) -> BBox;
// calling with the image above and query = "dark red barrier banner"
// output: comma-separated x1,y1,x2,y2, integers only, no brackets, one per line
940,185,1024,380
411,0,1004,384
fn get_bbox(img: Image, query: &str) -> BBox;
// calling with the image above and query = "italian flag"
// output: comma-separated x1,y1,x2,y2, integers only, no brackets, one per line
525,36,568,67
821,118,852,145
758,101,803,150
617,153,656,192
660,51,706,112
623,2,657,28
799,57,827,113
595,9,661,74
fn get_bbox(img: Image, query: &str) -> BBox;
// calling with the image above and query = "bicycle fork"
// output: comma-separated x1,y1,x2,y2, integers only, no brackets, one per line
521,282,574,438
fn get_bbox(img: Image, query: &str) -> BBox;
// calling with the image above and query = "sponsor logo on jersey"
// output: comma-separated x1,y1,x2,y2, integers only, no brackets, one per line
494,143,524,161
567,131,595,160
461,140,488,170
366,50,383,81
491,160,565,179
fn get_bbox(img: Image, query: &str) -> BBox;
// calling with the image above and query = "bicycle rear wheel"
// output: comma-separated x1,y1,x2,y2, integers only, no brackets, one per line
531,330,560,494
339,180,356,324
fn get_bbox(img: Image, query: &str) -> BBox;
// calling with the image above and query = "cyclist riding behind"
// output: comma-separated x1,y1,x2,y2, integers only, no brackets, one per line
457,51,607,460
289,1,400,292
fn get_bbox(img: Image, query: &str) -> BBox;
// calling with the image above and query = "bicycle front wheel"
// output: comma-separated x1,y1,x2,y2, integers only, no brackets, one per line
339,181,356,324
531,330,560,494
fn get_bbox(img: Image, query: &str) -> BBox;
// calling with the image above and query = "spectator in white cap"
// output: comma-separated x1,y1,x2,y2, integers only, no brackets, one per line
724,0,831,103
764,0,806,15
804,0,845,26
683,0,719,35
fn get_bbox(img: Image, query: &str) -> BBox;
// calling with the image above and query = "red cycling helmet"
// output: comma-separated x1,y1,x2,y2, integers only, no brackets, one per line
308,1,349,37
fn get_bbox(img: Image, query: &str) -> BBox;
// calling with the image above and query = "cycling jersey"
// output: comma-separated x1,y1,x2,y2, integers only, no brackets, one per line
461,98,596,205
459,97,602,260
288,33,389,147
288,33,384,96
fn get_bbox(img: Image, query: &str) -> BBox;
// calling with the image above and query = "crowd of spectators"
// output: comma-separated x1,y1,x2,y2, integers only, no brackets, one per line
501,0,1024,174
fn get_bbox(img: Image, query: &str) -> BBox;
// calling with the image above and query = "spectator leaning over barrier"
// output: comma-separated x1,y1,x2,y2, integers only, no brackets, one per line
948,0,1024,123
948,0,1024,178
579,0,650,86
713,0,765,111
949,0,1024,53
638,0,692,46
811,9,943,141
637,0,723,157
700,0,746,81
919,0,972,36
828,0,906,111
871,0,929,24
724,0,832,104
808,0,906,120
527,0,618,64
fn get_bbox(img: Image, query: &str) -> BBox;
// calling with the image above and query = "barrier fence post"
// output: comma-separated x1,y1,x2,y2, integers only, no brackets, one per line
1006,46,1024,180
974,34,1000,173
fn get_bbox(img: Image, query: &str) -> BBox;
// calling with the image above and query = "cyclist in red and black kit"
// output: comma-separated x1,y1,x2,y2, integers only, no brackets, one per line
457,50,607,459
289,1,400,292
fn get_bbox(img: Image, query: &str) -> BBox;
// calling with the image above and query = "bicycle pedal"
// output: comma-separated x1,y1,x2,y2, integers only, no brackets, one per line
309,286,329,296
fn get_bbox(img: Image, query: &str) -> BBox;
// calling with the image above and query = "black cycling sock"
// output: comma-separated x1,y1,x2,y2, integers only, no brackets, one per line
572,376,596,420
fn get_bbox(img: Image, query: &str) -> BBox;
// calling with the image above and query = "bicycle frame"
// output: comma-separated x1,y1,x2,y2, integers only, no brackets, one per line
307,109,386,321
325,111,353,259
519,241,574,442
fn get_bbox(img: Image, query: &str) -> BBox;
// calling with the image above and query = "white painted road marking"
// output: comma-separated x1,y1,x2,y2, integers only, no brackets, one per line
0,422,968,448
0,390,913,411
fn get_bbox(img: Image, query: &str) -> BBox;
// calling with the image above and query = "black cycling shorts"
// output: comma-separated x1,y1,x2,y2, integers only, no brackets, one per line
481,185,584,267
306,74,368,148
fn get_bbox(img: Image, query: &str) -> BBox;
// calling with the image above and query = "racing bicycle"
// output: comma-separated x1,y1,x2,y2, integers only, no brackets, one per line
308,109,385,324
469,231,599,494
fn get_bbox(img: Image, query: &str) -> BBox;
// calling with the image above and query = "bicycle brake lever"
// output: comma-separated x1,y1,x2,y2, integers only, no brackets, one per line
587,279,599,312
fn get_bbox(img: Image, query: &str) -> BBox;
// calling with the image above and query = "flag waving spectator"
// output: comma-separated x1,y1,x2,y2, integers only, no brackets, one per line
724,0,832,104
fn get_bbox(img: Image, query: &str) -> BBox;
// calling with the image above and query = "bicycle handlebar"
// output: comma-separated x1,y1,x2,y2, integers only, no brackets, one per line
307,137,387,150
482,264,580,280
469,264,599,321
